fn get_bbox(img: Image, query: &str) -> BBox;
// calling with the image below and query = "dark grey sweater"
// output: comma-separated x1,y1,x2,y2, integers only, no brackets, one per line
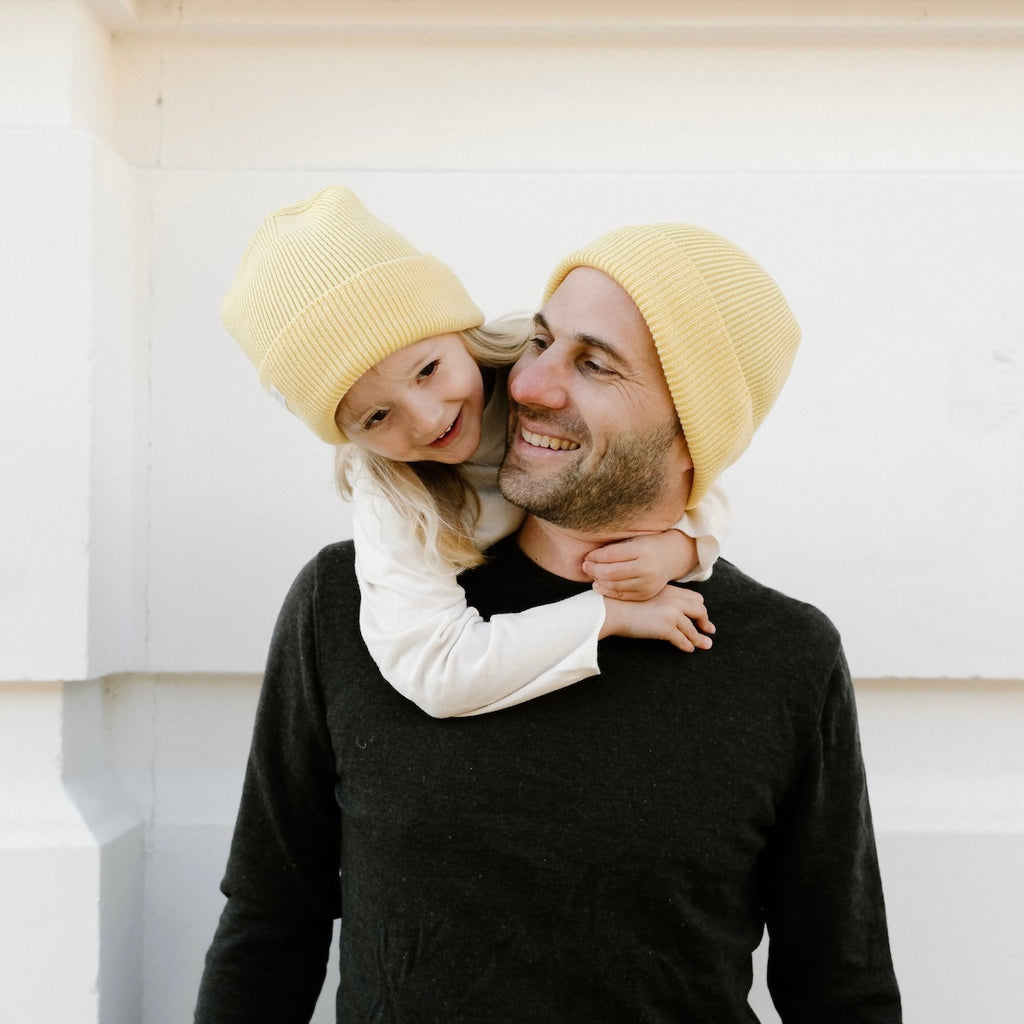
196,538,900,1023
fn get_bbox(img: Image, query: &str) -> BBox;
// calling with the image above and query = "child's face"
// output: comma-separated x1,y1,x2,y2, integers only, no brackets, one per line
337,333,486,465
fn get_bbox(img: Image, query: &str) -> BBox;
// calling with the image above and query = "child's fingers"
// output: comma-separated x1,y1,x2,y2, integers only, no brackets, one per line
603,587,716,651
694,614,716,635
659,587,716,647
673,601,716,635
665,631,696,653
582,545,624,565
592,578,663,602
686,607,716,635
675,616,714,650
663,617,713,653
583,537,645,566
582,557,639,583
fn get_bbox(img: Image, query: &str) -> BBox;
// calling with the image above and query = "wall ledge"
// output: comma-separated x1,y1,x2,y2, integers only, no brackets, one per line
84,0,1024,41
856,676,1024,693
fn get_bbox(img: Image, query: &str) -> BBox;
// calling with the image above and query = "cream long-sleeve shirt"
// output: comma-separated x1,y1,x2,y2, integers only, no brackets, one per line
351,388,730,717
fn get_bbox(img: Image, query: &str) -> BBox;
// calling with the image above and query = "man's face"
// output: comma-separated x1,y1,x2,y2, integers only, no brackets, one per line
498,267,693,532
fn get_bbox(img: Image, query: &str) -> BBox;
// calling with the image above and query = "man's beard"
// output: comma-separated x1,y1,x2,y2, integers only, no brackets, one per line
498,413,684,533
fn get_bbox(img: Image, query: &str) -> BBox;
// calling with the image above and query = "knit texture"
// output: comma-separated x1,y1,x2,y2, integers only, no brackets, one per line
222,186,484,444
545,225,801,508
195,539,902,1022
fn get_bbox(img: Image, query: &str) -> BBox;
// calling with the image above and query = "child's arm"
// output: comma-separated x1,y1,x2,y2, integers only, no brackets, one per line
582,481,732,601
352,474,712,719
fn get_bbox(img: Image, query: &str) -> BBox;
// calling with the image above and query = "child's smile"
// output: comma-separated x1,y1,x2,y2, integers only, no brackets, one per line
337,333,486,465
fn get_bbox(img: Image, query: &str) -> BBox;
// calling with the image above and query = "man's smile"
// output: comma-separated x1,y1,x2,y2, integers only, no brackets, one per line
519,426,580,452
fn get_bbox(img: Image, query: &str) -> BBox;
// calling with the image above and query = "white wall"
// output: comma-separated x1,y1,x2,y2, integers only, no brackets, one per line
4,1,1022,681
0,5,149,1019
1,1,1022,1021
0,0,143,683
146,169,1024,677
114,16,1024,679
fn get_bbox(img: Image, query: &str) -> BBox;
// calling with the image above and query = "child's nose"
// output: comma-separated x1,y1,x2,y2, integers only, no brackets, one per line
407,395,447,440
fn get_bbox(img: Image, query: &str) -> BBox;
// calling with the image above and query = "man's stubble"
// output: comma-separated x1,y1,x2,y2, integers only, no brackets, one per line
498,416,685,533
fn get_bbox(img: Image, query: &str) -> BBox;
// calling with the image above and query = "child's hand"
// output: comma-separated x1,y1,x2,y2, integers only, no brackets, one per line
600,586,715,653
582,530,698,602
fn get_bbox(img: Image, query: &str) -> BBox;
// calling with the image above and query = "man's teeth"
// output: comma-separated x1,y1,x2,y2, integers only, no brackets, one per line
521,427,580,451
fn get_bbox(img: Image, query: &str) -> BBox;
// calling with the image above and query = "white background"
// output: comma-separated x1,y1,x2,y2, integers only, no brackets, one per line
1,2,1022,1022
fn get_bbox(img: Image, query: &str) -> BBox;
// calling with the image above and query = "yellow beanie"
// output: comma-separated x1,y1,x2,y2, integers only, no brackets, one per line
544,224,801,509
222,186,484,444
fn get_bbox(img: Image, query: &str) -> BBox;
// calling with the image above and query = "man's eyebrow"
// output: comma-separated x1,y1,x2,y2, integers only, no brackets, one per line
532,312,628,366
578,334,628,367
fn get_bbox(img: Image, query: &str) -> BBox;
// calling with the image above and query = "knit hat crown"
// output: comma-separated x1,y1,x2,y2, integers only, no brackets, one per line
222,186,484,444
544,224,801,509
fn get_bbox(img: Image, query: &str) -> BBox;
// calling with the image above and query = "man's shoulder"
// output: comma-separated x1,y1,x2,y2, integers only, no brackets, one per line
272,542,366,663
281,541,358,612
286,539,357,581
707,558,842,652
313,539,358,573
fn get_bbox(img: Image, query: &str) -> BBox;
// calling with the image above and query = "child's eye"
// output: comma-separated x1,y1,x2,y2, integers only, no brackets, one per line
416,360,440,381
363,409,389,430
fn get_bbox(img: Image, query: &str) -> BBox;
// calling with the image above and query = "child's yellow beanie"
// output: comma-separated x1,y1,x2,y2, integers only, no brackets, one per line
544,224,801,509
222,186,484,444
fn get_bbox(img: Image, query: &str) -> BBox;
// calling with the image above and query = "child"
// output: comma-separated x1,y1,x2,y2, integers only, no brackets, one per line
222,186,729,717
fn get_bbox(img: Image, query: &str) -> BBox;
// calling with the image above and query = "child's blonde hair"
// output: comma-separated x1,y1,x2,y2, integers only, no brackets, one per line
335,318,531,573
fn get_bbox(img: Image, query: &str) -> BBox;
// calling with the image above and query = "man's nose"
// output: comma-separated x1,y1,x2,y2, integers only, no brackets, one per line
509,350,569,410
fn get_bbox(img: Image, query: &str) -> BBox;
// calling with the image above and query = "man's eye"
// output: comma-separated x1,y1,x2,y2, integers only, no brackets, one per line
529,335,551,352
582,358,612,375
416,360,440,381
363,409,388,430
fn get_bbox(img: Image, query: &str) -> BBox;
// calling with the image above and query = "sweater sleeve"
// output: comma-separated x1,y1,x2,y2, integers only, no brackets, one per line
351,474,605,718
760,646,902,1022
673,480,731,583
194,558,341,1024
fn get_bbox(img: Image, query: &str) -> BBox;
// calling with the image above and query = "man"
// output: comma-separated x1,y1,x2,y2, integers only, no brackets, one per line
196,224,901,1022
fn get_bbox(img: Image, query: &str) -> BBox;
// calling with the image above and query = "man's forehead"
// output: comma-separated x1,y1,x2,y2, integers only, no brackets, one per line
541,266,655,358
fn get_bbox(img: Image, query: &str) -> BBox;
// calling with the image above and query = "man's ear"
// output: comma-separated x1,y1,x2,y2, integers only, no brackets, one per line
674,430,694,473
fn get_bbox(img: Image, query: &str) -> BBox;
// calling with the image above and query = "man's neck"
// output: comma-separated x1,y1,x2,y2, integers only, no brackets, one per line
515,513,678,582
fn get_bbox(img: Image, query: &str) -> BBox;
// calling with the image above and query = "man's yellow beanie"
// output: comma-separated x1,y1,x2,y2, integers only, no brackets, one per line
544,224,801,509
222,186,484,444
